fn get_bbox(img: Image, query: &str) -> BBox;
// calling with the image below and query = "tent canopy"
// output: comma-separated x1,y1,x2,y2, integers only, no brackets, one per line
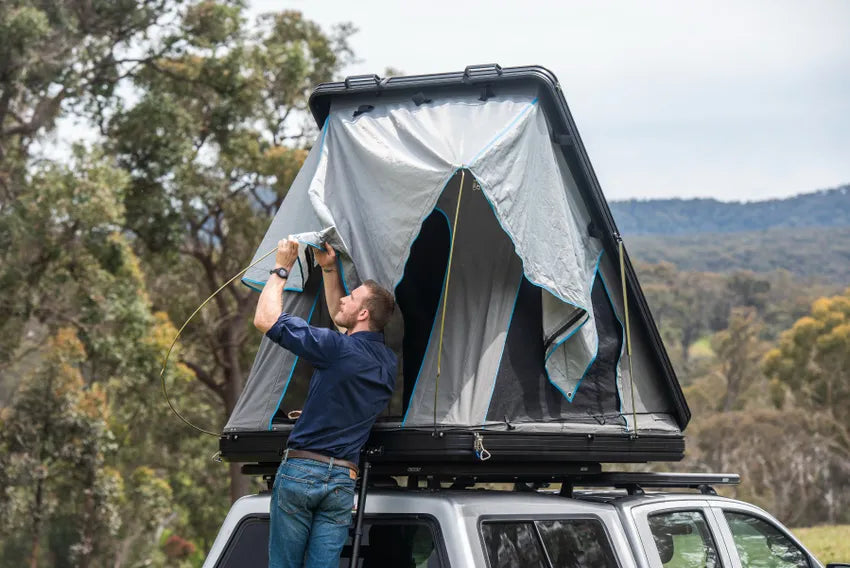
224,66,688,457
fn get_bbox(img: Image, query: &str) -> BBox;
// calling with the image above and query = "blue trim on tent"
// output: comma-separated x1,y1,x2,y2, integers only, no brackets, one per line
467,172,586,313
267,290,322,430
541,250,604,403
597,265,627,415
469,97,539,165
400,206,452,427
562,251,605,402
297,239,323,250
481,274,524,425
391,167,461,294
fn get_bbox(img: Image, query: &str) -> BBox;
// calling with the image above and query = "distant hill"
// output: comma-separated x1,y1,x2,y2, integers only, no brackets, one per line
625,226,850,283
610,185,850,236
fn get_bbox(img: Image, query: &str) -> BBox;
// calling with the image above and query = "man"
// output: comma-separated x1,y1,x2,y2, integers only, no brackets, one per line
253,238,398,568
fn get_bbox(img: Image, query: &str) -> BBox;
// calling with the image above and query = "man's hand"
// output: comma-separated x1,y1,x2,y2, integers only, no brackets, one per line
314,243,337,270
275,238,299,270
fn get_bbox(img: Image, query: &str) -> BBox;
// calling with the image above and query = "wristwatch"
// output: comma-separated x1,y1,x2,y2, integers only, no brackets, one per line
269,267,289,279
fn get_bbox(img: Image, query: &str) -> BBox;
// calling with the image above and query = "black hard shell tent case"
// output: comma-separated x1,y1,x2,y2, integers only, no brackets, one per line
219,64,689,469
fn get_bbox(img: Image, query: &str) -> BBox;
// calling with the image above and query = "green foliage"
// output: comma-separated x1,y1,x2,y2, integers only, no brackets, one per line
764,289,850,455
611,185,850,235
0,329,120,566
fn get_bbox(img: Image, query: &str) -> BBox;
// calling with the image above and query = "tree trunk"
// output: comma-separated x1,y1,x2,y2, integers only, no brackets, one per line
229,462,251,502
29,478,43,568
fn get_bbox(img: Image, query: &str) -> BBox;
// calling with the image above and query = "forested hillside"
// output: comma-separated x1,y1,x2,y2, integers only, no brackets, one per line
613,188,850,282
611,185,850,235
626,226,850,283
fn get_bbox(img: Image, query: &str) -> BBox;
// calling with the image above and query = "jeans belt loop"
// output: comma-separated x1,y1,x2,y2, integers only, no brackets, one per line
283,447,290,464
328,457,334,474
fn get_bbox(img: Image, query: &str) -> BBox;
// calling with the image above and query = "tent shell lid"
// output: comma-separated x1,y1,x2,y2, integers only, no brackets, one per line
307,64,689,430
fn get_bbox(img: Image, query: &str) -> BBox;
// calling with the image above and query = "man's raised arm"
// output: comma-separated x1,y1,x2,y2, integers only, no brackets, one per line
315,243,345,326
254,238,299,333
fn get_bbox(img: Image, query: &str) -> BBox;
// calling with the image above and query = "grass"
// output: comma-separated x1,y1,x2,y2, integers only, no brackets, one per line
793,525,850,565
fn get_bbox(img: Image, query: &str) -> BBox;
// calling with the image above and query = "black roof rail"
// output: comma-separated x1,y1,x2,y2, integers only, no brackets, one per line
559,472,740,498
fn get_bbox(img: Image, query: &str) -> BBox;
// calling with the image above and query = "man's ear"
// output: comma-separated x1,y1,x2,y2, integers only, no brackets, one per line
357,308,369,323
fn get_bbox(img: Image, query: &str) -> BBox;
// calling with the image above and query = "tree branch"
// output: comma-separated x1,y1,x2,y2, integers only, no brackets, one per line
180,358,224,396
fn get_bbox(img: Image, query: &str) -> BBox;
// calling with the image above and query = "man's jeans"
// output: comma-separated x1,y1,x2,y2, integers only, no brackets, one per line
269,456,356,568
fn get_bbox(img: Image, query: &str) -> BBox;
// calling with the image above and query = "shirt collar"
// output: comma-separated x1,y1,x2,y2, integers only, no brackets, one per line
348,330,385,343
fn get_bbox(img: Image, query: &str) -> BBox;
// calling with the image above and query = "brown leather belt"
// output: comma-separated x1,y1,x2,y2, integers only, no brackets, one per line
285,449,359,475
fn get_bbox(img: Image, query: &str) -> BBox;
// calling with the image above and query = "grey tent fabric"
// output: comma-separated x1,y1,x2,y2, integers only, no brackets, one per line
226,84,680,435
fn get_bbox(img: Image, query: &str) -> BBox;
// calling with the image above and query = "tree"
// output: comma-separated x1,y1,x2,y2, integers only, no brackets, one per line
0,328,121,567
684,408,849,526
763,289,850,455
0,0,191,200
107,4,354,500
637,262,726,377
712,307,767,412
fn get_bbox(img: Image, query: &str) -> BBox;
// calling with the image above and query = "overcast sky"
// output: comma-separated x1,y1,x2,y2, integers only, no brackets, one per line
250,0,850,201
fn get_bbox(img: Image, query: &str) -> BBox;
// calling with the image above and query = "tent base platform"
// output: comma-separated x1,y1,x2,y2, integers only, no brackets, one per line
219,429,685,466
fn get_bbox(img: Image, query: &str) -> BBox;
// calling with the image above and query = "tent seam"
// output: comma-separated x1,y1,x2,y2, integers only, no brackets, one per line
468,97,539,165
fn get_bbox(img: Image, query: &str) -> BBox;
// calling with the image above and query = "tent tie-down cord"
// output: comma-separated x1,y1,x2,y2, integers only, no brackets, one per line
617,236,639,438
159,246,278,437
433,168,467,435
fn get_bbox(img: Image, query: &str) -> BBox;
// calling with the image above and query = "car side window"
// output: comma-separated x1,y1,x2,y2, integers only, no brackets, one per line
723,512,809,568
647,511,721,568
481,522,549,568
216,516,445,568
481,519,619,568
216,516,271,568
537,520,619,567
341,520,445,568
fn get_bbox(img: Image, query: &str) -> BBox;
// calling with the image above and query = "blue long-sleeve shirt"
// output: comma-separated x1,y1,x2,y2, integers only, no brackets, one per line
266,312,397,463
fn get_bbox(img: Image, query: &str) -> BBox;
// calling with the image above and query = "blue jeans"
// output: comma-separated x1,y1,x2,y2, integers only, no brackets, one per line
269,456,356,568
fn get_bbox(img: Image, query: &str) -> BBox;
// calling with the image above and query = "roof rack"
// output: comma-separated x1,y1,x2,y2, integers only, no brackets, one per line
560,472,740,497
243,460,738,496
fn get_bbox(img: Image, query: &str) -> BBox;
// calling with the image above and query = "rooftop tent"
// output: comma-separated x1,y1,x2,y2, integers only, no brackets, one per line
221,65,689,466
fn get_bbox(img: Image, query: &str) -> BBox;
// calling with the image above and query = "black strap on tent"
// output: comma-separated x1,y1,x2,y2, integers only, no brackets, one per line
353,104,375,118
433,169,467,433
479,84,495,101
412,92,432,106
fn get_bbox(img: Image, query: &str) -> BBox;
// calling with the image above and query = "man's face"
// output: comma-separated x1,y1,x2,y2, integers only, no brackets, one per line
336,285,369,329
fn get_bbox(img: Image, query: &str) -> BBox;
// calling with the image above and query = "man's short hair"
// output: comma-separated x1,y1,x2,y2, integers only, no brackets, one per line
361,280,395,332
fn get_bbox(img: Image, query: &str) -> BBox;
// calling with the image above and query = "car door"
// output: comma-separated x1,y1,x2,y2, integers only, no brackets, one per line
630,499,736,568
707,502,822,568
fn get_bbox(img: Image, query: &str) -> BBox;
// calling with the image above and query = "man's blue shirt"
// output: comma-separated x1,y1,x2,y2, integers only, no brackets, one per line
266,312,397,463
